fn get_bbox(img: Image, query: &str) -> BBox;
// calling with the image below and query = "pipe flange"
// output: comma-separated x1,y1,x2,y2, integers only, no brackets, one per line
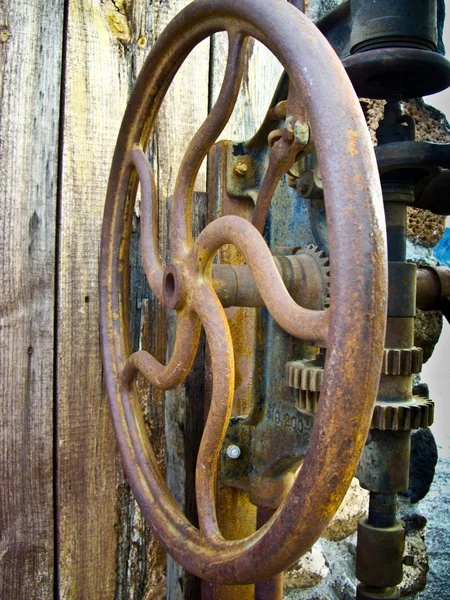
371,397,434,431
294,245,330,307
382,347,423,375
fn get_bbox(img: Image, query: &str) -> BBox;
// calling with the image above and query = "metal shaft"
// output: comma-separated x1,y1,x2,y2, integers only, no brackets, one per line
254,508,284,600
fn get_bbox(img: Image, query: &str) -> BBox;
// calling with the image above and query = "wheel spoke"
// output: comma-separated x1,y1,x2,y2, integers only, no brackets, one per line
251,133,305,233
121,309,201,390
190,215,329,342
129,147,164,301
171,32,248,258
192,284,235,543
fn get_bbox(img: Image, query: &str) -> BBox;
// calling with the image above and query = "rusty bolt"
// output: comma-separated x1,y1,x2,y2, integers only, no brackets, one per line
273,100,287,120
282,127,295,143
233,162,248,177
227,445,241,459
287,174,297,188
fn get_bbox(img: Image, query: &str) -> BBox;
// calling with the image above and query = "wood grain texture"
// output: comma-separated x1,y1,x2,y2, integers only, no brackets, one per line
57,1,210,598
210,33,283,143
56,1,130,597
0,1,63,598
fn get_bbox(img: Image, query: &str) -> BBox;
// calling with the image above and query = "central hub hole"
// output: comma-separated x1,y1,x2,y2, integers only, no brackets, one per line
165,272,175,298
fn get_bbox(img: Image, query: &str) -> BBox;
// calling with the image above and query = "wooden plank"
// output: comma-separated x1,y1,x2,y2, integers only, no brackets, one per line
56,1,131,597
58,1,209,598
210,33,283,143
0,1,63,598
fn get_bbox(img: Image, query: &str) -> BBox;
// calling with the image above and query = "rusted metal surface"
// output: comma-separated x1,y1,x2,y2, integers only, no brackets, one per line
343,47,450,100
254,508,284,600
349,0,437,53
99,0,387,585
415,168,450,214
343,1,450,100
416,266,450,309
211,251,329,309
356,518,405,587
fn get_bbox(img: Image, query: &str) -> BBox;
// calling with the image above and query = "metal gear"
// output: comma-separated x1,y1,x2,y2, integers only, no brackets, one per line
381,347,423,375
286,358,323,417
371,397,434,431
286,354,433,429
286,358,323,391
294,245,330,307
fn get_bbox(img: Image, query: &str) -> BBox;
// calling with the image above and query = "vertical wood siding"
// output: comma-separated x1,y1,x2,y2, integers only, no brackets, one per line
0,0,282,597
0,1,63,598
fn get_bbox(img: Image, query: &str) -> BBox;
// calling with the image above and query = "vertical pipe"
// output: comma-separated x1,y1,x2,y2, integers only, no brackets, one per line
254,508,284,600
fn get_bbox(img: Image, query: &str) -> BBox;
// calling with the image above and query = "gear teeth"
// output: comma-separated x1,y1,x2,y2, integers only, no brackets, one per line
286,359,324,417
382,347,423,375
371,397,434,431
286,357,432,430
294,244,331,308
286,360,324,392
294,389,321,416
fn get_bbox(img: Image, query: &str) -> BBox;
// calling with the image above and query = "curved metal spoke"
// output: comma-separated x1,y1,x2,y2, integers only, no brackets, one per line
251,134,304,233
128,147,164,302
121,309,201,390
192,284,235,543
171,32,248,259
190,215,329,342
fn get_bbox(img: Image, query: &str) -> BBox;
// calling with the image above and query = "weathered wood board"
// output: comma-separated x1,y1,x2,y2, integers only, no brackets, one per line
56,1,128,596
0,1,63,598
0,0,281,598
57,0,209,598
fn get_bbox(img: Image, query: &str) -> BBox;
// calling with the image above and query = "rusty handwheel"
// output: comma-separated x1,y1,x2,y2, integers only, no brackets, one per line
100,0,387,585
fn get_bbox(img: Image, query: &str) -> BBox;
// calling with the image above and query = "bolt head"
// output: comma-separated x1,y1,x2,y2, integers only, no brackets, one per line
233,162,248,177
226,445,241,459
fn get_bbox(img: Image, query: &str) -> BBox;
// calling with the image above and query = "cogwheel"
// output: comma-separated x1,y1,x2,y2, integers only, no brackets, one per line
286,359,324,391
294,245,330,307
371,397,434,431
382,347,423,375
295,389,321,416
286,359,324,416
286,357,433,428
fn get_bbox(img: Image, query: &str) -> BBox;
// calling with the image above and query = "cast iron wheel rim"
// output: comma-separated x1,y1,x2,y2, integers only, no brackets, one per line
99,0,387,584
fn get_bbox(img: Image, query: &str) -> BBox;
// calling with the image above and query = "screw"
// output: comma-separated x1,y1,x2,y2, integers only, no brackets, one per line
0,29,11,44
233,162,248,177
226,445,241,459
